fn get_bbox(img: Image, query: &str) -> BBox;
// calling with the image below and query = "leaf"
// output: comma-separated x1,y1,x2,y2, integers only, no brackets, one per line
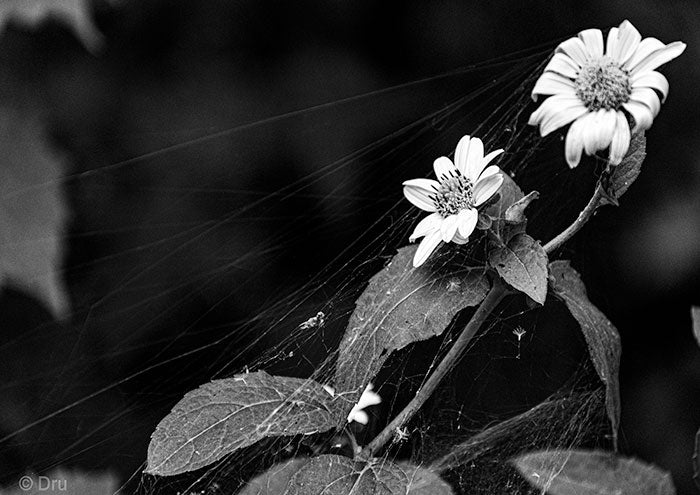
549,261,621,447
512,449,676,495
504,191,539,224
489,233,548,305
0,0,104,52
0,108,69,318
600,133,646,206
146,371,342,476
691,306,700,348
283,455,454,495
333,245,490,411
239,459,310,495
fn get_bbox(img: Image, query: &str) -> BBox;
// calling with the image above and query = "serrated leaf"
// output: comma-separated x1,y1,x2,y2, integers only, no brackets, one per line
0,108,69,318
489,233,548,305
0,0,104,52
283,455,453,495
549,261,621,447
600,133,646,206
333,245,489,411
513,449,676,495
239,459,310,495
146,371,342,476
691,306,700,348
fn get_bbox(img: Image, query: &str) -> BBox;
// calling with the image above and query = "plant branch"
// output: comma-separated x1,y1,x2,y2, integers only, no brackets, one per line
360,280,507,459
543,183,607,254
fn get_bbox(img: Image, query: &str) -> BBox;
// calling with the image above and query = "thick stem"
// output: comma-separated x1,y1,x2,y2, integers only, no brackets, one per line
543,184,606,254
360,281,507,459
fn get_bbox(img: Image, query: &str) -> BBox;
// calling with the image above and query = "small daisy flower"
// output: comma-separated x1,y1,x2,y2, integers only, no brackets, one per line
529,20,686,168
323,383,382,425
403,135,504,267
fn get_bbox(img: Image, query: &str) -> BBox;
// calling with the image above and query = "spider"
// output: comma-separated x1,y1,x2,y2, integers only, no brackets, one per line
393,427,410,443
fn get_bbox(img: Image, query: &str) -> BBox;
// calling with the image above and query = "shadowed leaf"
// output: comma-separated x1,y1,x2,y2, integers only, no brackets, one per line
482,173,525,242
489,233,548,305
0,0,104,51
333,245,489,413
600,132,646,206
549,261,621,447
283,455,453,494
0,108,69,317
513,449,675,495
146,371,342,476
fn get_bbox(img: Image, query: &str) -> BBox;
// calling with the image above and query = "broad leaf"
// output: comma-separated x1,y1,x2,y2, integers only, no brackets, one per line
0,0,104,52
284,455,453,494
239,459,310,495
489,233,548,305
513,449,675,495
333,245,489,411
504,190,539,224
0,108,69,317
691,306,700,348
146,371,341,476
549,261,621,447
600,132,646,206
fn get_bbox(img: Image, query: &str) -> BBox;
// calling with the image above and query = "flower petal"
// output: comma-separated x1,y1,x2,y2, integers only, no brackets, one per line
556,36,589,66
409,212,442,241
452,232,469,245
582,109,612,155
623,100,654,132
610,20,641,64
480,149,504,172
440,214,460,242
463,136,485,182
564,113,589,168
609,110,631,165
578,28,604,59
596,109,618,152
403,179,438,212
433,156,456,180
348,410,369,425
624,37,664,70
540,102,589,137
629,87,661,117
532,72,577,100
454,134,472,175
632,70,669,102
543,52,580,79
413,229,442,267
474,173,504,206
529,94,589,136
630,41,686,75
478,165,501,181
457,208,478,238
606,27,620,57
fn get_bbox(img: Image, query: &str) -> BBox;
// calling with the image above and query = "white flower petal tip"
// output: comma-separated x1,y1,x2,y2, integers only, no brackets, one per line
530,20,685,168
404,134,506,266
347,383,382,425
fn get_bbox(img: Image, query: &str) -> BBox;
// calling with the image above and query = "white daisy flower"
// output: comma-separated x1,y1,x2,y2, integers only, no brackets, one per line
529,20,686,168
322,383,382,425
402,135,505,267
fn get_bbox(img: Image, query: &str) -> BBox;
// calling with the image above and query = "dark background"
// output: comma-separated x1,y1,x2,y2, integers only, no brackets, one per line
0,0,698,493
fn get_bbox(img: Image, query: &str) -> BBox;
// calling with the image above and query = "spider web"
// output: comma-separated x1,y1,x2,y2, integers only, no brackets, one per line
0,41,615,495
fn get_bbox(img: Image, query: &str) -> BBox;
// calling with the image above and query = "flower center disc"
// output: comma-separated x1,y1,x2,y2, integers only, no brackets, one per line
432,173,474,217
575,56,632,110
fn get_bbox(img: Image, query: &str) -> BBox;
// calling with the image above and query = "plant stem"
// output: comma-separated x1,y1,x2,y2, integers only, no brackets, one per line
360,281,507,459
543,184,607,254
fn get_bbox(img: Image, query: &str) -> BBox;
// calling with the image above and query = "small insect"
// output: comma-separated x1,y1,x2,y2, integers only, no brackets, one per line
513,326,527,359
393,427,410,443
299,311,326,330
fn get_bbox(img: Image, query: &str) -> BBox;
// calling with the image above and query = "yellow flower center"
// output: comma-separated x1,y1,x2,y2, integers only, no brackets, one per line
431,171,474,217
575,56,632,110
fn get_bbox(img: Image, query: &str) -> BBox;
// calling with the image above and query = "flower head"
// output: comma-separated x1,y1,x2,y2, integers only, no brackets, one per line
403,135,504,267
529,20,685,168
